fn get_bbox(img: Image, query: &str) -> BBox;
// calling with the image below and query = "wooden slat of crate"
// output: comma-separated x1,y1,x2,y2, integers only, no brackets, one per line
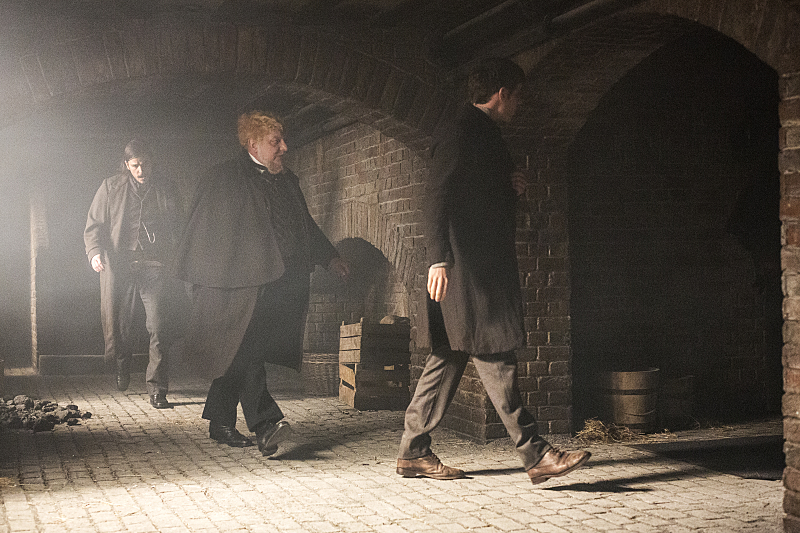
339,382,410,411
339,347,410,364
340,321,410,339
339,334,409,352
339,363,409,388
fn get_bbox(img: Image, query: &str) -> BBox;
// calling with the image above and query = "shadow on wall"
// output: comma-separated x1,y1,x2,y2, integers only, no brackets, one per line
307,237,406,353
311,237,392,304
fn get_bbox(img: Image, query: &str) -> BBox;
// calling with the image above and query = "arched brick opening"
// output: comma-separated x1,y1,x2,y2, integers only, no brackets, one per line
518,8,785,425
571,25,780,422
510,0,797,529
286,122,426,354
0,20,453,368
506,13,712,440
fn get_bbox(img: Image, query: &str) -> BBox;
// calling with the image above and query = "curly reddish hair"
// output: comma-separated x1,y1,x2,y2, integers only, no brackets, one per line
237,111,284,147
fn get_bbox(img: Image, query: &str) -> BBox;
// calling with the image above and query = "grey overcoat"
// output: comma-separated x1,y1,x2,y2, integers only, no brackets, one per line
84,173,177,361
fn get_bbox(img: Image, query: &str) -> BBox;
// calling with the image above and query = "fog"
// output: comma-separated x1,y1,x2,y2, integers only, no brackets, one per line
0,91,238,367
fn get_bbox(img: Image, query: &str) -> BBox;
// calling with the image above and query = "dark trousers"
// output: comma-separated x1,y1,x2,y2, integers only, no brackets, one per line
398,303,551,471
202,354,283,431
104,259,169,396
201,269,307,431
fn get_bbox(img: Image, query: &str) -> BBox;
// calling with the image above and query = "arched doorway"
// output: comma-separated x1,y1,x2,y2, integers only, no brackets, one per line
567,28,781,425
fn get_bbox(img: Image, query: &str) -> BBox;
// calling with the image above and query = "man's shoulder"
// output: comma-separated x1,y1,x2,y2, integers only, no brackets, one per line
435,104,481,138
431,105,483,154
190,157,249,200
106,172,127,183
281,168,299,182
100,173,129,191
203,155,245,181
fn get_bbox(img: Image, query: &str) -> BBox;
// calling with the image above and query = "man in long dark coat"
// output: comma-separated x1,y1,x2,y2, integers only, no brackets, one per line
84,140,176,409
173,111,348,455
397,58,591,484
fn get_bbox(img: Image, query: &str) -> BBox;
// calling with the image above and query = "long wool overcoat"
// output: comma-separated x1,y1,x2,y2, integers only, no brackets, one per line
172,152,338,378
420,104,525,355
84,173,177,361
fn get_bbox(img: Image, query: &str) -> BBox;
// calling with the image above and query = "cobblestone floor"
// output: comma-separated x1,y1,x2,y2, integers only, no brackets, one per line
0,372,784,532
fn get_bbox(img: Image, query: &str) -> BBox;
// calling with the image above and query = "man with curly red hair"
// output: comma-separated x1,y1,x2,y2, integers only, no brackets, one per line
174,111,348,455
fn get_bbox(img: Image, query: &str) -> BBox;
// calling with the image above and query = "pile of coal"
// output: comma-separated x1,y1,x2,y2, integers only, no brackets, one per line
0,395,92,433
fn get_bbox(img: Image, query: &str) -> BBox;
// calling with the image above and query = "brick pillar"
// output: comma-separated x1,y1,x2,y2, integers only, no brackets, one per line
29,194,48,370
781,67,800,532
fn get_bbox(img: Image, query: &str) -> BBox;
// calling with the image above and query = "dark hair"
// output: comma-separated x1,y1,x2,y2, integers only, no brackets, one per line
467,58,526,104
124,139,151,163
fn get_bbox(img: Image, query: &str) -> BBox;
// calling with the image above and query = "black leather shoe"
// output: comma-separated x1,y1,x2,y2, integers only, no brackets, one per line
149,393,171,409
115,361,130,391
209,422,254,447
255,420,291,456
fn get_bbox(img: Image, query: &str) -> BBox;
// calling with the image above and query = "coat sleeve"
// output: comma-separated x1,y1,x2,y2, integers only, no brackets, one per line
307,214,338,268
84,180,109,261
425,129,462,267
293,176,339,268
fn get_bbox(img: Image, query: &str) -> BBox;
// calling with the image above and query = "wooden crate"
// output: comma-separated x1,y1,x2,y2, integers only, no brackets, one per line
339,363,410,411
339,383,410,411
339,319,410,364
338,318,411,410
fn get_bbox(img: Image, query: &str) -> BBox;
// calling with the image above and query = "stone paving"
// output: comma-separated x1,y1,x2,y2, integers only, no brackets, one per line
0,371,785,532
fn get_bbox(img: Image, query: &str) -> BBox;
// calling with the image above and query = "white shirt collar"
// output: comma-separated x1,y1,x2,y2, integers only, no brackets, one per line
248,152,266,173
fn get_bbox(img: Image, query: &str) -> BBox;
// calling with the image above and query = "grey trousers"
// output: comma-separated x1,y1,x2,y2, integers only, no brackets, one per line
398,348,551,471
102,258,170,396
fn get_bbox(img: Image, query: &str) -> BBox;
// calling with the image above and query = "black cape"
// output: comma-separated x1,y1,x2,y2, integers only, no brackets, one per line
172,152,338,378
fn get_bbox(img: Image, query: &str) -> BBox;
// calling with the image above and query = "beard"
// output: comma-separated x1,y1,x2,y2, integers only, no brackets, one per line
265,159,283,174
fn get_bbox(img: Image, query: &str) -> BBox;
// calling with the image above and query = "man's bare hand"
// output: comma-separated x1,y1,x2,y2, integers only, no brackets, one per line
427,265,449,302
511,169,527,196
91,254,105,272
328,257,350,279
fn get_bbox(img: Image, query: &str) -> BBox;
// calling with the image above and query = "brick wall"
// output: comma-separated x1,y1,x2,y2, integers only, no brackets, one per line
779,45,800,533
284,123,424,354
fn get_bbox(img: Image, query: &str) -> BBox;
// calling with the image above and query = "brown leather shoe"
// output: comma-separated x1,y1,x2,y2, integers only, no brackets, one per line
397,453,466,480
527,448,591,484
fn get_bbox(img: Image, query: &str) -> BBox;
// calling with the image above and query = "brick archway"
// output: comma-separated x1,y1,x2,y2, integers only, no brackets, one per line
0,15,456,295
0,21,451,150
513,1,797,529
0,18,456,369
507,12,738,439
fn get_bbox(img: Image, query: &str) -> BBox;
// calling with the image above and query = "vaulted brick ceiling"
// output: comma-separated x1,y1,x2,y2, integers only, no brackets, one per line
1,0,567,30
0,0,648,144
